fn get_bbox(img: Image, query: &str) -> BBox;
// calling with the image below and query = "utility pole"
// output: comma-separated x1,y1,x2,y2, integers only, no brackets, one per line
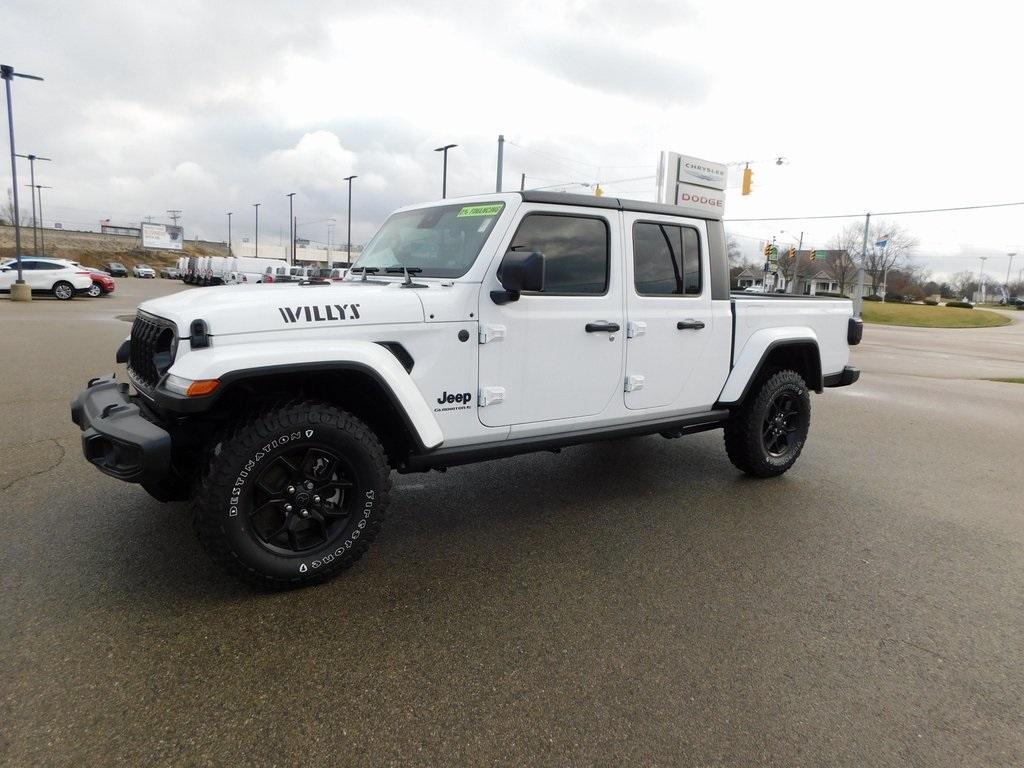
167,209,182,227
226,212,233,257
293,216,297,267
1006,253,1015,290
434,144,457,198
979,256,988,303
15,153,50,253
253,203,260,258
344,175,357,264
853,213,870,317
285,192,295,265
520,172,526,191
495,134,504,192
33,184,51,255
2,64,44,300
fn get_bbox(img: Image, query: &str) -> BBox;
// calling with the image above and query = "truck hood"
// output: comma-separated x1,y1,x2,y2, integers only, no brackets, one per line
138,281,425,336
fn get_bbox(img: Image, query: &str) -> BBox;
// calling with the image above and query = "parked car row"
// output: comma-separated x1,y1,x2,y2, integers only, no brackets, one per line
0,257,113,300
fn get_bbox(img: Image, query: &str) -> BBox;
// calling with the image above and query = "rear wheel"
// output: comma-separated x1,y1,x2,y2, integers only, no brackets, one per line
52,281,75,300
86,282,102,298
192,400,391,588
724,369,810,477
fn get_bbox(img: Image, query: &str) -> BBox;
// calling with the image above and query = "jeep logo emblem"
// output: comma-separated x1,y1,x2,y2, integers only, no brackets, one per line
437,391,472,405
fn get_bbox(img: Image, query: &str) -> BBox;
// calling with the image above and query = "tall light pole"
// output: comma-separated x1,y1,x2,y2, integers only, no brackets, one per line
15,153,50,253
434,144,457,198
32,184,52,255
2,64,44,299
252,203,260,258
285,193,295,266
979,256,988,303
226,212,233,257
495,134,504,192
343,175,357,264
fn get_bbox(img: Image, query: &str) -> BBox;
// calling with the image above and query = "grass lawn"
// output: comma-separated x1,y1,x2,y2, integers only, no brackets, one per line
988,377,1024,384
861,302,1012,328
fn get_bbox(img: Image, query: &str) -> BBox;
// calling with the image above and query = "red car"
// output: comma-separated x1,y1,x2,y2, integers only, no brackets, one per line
73,263,116,297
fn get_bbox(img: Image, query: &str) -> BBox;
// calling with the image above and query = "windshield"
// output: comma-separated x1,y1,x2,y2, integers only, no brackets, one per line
351,202,505,278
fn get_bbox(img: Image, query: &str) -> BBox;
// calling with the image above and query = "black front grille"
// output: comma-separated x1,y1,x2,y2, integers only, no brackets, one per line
128,312,175,390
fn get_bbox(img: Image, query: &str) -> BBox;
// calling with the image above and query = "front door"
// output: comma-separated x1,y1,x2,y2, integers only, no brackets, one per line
477,206,624,427
623,213,718,411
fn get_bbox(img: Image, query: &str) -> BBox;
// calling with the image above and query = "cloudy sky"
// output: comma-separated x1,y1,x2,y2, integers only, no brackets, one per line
3,0,1022,281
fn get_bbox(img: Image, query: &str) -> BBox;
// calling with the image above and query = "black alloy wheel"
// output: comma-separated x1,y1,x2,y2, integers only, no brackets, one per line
762,391,802,458
250,445,358,555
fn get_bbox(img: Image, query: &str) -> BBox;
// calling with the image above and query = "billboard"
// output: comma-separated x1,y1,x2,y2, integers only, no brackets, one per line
141,222,184,251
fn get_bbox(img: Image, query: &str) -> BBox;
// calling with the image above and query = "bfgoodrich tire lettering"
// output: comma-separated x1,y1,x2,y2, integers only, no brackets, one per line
723,369,810,478
192,400,391,588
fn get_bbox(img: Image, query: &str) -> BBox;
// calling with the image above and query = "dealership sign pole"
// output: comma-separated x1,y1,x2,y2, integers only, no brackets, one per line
656,151,727,216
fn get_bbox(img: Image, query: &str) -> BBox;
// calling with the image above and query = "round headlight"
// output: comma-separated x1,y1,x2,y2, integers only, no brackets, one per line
152,327,176,377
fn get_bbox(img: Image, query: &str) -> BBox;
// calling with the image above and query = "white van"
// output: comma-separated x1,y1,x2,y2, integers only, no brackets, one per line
224,257,288,285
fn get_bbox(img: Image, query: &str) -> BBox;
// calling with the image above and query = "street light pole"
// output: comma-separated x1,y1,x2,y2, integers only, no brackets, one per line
34,184,51,255
2,64,44,298
343,175,357,264
495,134,504,192
253,203,260,258
226,212,233,257
285,193,295,266
15,153,50,253
434,144,457,198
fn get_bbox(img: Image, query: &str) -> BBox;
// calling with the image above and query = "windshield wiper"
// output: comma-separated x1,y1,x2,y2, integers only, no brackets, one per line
353,266,380,282
384,265,425,288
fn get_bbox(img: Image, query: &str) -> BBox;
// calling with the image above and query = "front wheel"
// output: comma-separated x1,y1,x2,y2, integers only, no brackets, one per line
86,282,103,298
53,281,75,300
192,400,391,588
723,369,810,477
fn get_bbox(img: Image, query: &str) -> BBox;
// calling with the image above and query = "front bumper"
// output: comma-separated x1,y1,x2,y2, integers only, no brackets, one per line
70,375,171,485
823,365,860,388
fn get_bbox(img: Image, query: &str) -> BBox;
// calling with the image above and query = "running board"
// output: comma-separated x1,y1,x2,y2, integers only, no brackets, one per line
404,410,730,472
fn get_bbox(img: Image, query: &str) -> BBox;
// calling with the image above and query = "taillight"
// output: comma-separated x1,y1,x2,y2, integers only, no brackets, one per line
265,275,274,283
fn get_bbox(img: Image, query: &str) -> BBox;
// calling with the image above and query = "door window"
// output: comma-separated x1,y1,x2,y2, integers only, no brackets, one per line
632,222,701,295
504,214,609,294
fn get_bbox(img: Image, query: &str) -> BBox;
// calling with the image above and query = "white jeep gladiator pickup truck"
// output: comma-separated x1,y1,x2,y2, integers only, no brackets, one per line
71,191,862,588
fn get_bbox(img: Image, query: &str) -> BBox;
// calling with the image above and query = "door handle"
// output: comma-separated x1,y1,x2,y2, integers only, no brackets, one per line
585,321,620,333
676,320,706,330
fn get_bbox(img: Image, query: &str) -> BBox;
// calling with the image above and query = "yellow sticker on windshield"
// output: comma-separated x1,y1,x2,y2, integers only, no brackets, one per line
457,204,504,218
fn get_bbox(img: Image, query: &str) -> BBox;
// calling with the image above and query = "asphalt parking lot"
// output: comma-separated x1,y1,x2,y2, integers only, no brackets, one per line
2,281,1023,767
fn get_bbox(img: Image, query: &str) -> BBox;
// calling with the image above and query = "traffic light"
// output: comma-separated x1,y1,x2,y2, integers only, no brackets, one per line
788,246,797,260
742,165,753,195
763,242,772,259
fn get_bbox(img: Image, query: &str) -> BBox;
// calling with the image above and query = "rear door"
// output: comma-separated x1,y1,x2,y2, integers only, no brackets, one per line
623,214,718,411
477,206,625,427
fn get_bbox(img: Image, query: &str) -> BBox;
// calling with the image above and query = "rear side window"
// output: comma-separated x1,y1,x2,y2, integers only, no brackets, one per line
506,214,609,294
632,222,702,296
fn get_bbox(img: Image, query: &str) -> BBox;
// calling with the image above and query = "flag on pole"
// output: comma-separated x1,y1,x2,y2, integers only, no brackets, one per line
875,234,890,248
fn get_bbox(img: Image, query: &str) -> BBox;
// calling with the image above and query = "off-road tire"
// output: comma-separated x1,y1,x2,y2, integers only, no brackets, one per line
192,400,391,589
724,369,810,478
53,281,75,300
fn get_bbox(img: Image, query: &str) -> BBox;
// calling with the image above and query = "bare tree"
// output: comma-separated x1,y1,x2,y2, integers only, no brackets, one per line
949,270,977,299
727,235,743,267
1,189,17,226
830,219,917,295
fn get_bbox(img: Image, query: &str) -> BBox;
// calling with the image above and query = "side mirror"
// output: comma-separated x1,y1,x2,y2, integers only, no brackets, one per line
493,251,545,304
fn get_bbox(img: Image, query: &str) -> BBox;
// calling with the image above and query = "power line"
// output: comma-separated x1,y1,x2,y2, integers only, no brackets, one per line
727,200,1024,223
